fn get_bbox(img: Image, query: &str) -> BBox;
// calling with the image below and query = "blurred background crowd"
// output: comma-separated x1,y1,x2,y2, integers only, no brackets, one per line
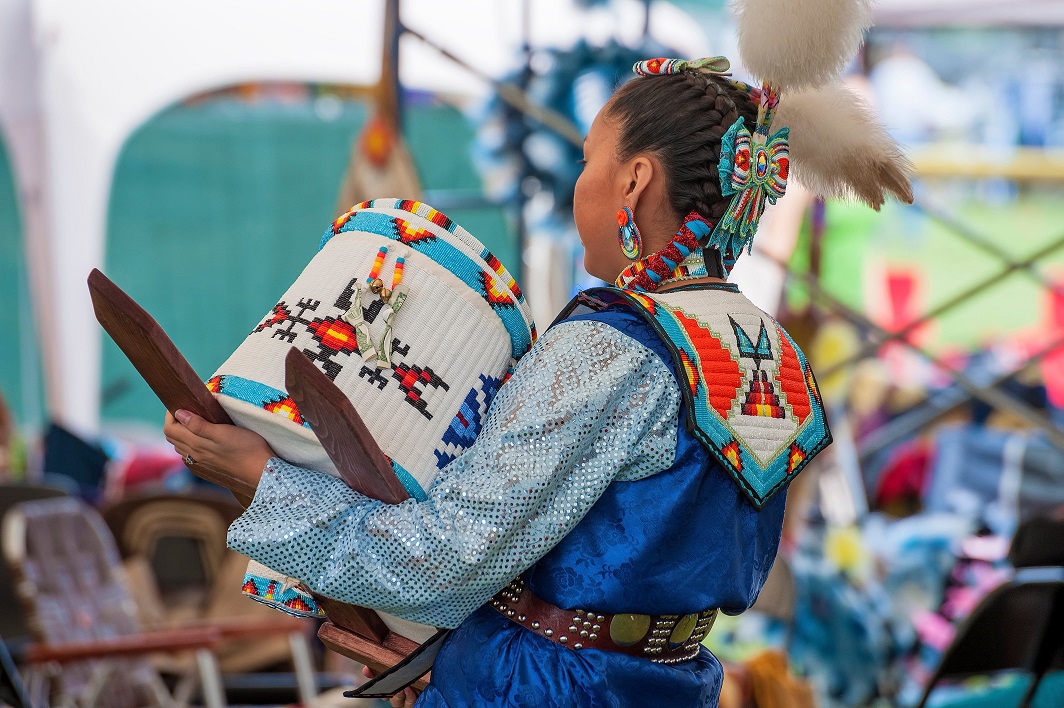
2,0,1064,706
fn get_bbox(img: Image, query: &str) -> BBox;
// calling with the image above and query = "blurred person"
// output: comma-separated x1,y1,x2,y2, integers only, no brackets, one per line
164,9,911,707
869,44,977,145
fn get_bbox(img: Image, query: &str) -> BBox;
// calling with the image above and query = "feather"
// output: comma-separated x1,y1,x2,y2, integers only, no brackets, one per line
773,84,914,210
734,0,874,91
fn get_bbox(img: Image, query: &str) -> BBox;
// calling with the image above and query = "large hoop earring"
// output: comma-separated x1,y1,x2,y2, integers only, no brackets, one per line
616,205,642,260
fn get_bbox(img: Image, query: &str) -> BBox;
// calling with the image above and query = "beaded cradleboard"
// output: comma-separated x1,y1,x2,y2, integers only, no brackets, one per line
564,285,830,508
211,200,535,640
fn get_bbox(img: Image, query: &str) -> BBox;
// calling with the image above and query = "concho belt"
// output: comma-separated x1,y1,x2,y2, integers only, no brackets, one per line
489,577,717,665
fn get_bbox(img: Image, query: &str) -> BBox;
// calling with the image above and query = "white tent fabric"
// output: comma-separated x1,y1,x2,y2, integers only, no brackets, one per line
875,0,1064,27
1,0,388,436
9,0,1053,437
0,0,706,436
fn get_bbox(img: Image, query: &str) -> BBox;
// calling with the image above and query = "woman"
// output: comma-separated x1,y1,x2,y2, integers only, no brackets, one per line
165,57,903,705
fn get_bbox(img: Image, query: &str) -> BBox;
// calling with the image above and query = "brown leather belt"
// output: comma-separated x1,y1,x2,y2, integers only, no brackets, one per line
489,577,717,665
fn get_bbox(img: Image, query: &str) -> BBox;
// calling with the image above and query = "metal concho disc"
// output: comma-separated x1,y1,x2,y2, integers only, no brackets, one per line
608,613,651,647
668,613,699,649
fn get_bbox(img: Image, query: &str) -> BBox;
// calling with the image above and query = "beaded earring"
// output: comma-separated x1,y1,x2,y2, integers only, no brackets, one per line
616,205,642,260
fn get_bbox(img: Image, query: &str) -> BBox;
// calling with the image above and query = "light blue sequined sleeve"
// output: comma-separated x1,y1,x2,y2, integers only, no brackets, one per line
227,319,680,628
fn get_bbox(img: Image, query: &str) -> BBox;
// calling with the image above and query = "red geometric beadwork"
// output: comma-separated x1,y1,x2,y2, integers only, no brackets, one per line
721,440,743,472
481,272,516,307
776,326,811,423
306,317,359,355
395,218,436,245
263,396,304,426
786,443,807,474
671,309,742,418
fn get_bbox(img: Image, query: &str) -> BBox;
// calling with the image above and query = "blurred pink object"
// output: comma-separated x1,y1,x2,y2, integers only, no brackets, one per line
108,450,185,497
911,609,954,651
1043,278,1064,406
960,534,1010,563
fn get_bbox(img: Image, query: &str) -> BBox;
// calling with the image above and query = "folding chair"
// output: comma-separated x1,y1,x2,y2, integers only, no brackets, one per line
102,491,310,676
916,573,1064,708
0,484,68,646
2,496,316,707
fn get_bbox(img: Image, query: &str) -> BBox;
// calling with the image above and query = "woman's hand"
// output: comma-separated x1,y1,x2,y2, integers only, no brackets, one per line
163,409,275,496
361,666,419,707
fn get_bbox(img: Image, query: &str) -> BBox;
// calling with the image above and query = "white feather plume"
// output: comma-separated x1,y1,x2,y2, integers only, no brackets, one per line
773,83,914,210
734,0,874,91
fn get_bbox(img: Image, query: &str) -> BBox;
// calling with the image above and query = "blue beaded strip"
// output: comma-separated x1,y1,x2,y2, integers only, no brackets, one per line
211,375,312,429
390,459,428,501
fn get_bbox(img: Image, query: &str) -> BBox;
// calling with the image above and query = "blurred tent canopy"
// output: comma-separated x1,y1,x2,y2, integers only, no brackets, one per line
8,0,1056,434
0,0,705,435
874,0,1064,27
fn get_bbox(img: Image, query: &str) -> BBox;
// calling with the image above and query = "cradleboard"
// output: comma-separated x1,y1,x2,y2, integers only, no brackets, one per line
90,198,535,686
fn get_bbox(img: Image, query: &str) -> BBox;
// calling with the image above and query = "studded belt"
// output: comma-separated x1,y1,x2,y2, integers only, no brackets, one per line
489,577,717,664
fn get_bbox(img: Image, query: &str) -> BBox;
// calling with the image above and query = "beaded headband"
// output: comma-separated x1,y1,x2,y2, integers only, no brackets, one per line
632,56,731,77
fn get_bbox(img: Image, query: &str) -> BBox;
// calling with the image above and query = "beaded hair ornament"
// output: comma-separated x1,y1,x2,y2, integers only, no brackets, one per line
618,0,914,291
633,55,789,260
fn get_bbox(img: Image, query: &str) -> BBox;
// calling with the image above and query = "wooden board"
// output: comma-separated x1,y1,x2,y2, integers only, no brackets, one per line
284,347,408,504
88,269,231,425
87,269,254,505
313,594,391,644
318,622,429,691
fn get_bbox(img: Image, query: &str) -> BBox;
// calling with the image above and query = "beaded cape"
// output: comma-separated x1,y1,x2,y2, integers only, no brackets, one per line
560,284,830,507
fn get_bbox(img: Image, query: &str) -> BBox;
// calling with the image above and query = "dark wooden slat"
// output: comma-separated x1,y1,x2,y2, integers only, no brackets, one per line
284,347,408,505
313,595,391,644
318,622,429,690
88,268,231,425
184,616,305,640
88,268,253,505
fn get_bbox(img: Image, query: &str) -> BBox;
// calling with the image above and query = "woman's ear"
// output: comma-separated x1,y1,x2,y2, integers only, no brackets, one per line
623,155,655,212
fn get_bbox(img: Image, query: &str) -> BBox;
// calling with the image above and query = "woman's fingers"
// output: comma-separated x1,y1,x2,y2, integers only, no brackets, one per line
391,688,417,708
175,409,221,442
163,412,197,450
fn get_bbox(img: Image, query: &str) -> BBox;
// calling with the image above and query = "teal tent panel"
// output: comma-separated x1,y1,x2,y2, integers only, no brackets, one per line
0,136,43,426
103,99,369,423
104,96,517,424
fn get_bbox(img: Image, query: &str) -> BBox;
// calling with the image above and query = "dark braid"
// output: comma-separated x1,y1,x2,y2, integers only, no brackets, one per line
605,71,758,224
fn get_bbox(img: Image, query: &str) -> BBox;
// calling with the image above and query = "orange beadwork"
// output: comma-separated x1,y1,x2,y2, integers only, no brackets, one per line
368,246,388,282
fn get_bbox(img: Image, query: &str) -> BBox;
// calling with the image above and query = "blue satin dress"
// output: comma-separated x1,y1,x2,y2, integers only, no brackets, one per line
416,308,788,707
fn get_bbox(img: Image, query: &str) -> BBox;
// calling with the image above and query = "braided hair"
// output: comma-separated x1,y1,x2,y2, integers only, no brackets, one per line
605,70,758,225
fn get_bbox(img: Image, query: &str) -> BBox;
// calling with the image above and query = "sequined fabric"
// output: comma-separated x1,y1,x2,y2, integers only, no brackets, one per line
227,320,680,629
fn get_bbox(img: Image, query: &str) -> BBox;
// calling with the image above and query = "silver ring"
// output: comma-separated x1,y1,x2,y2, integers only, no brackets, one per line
184,453,195,467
